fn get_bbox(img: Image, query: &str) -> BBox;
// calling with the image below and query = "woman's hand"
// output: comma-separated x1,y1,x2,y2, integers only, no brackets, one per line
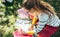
21,30,27,34
28,25,34,31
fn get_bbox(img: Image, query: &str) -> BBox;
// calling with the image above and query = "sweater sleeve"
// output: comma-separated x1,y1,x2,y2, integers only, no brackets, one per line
34,13,49,33
34,13,60,34
47,14,60,27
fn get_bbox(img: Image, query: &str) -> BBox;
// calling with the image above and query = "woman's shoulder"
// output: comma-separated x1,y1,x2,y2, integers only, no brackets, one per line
17,7,29,19
17,7,29,15
17,7,27,13
38,12,49,22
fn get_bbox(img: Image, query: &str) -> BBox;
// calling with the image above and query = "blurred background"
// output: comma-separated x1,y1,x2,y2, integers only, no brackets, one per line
0,0,60,37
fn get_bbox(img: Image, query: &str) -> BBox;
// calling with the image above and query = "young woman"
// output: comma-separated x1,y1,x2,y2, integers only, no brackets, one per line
13,0,60,37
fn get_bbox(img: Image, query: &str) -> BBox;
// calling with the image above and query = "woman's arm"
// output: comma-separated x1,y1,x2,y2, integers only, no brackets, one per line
47,14,60,27
34,13,49,34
